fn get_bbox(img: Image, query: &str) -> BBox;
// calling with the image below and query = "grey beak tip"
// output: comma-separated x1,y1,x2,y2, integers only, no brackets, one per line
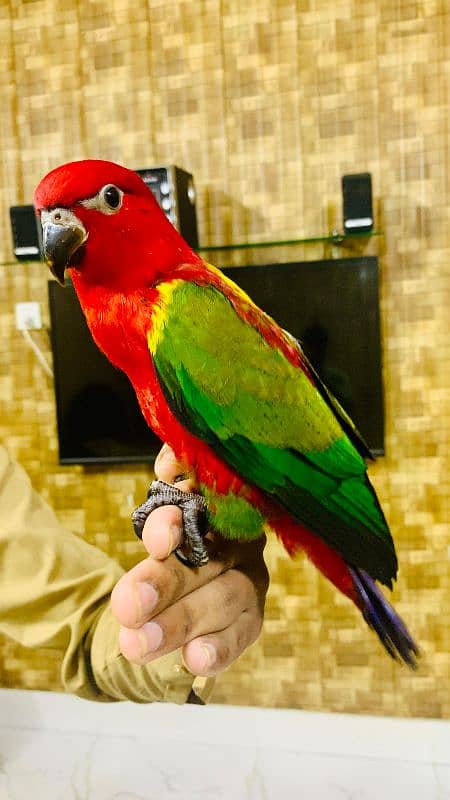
48,261,66,286
42,220,86,283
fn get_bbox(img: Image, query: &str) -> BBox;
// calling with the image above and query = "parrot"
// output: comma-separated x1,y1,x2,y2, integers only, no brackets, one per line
34,159,418,667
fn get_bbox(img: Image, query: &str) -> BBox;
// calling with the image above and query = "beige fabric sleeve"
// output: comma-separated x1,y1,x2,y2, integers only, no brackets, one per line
0,446,213,703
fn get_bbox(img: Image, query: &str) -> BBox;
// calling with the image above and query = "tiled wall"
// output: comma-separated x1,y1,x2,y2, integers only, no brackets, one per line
0,0,448,717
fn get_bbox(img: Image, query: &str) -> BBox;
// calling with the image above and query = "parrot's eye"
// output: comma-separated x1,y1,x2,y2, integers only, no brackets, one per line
99,184,122,211
81,184,123,214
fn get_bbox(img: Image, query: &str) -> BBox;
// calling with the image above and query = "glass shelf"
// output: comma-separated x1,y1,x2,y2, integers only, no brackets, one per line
197,230,381,254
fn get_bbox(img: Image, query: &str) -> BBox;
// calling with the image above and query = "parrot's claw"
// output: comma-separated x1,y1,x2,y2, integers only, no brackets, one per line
132,479,209,567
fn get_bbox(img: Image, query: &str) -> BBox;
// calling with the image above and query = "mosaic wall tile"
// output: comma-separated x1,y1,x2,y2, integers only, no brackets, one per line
0,0,448,717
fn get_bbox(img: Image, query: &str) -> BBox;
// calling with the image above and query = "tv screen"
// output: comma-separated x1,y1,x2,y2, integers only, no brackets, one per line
48,256,384,465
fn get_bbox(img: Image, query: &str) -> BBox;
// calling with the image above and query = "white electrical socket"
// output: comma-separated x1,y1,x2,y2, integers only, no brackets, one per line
15,302,42,331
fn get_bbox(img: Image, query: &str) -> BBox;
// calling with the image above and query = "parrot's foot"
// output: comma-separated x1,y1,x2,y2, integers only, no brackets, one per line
132,480,209,567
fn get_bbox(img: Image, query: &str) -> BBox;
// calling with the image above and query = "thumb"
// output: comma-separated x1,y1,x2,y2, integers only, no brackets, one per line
154,444,196,492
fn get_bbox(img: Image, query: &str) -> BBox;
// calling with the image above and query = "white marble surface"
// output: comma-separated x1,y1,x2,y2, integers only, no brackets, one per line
0,688,449,799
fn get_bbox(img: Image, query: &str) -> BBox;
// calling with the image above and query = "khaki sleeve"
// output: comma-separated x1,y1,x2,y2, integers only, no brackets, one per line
0,446,213,703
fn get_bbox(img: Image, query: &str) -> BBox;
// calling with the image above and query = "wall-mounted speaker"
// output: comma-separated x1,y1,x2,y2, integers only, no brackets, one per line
9,205,42,260
136,165,199,250
342,173,373,233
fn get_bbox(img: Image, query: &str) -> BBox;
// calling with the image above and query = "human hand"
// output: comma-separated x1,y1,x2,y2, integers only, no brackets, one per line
111,445,269,676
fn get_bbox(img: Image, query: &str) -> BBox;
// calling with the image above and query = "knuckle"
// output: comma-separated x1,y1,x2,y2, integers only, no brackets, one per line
143,558,186,612
171,599,197,643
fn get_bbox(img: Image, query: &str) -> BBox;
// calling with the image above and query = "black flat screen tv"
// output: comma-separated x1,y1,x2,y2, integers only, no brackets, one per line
48,256,384,465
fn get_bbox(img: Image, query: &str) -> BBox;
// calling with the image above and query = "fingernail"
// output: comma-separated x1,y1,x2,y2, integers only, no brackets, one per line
136,582,159,615
199,643,216,671
139,622,164,657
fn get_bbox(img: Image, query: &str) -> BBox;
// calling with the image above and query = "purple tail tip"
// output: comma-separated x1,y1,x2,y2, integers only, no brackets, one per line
349,567,419,669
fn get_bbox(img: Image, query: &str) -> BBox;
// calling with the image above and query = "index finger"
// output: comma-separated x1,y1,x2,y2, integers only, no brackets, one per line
113,537,238,629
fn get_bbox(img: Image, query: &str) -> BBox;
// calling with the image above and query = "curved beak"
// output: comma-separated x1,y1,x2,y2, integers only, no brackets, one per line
41,208,87,285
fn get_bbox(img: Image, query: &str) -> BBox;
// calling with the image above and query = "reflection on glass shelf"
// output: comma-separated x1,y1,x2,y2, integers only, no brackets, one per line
197,230,381,252
197,231,382,269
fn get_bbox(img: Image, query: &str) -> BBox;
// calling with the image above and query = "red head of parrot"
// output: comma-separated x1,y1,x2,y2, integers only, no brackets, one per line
34,159,200,290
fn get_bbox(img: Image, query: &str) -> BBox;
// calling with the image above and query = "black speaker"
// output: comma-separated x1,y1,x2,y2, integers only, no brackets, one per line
342,173,373,233
136,166,199,250
9,205,43,260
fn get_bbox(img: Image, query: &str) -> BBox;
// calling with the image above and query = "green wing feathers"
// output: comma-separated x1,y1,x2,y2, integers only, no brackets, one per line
151,279,397,586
